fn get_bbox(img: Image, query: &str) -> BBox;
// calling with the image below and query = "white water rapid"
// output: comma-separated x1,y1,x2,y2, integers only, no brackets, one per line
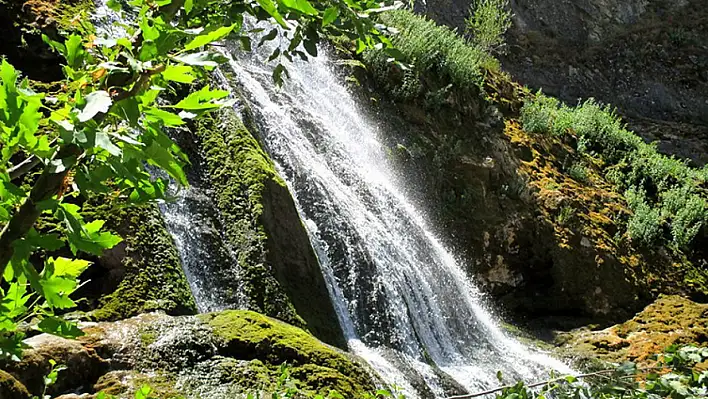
217,35,572,397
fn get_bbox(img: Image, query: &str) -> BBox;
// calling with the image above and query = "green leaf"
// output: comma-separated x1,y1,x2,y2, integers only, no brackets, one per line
184,0,194,14
144,108,185,126
272,63,289,87
322,7,339,26
95,131,122,156
145,142,188,186
172,85,229,110
106,0,121,11
51,257,92,278
112,98,140,126
259,29,278,47
162,65,196,83
304,39,317,57
64,35,85,69
26,231,64,251
184,24,237,51
0,333,26,362
173,51,220,67
78,91,112,122
42,34,66,56
256,0,288,28
281,0,318,15
135,385,152,399
37,316,84,339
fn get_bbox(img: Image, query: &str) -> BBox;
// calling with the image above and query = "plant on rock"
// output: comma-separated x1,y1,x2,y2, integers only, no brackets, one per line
0,0,401,361
466,0,512,54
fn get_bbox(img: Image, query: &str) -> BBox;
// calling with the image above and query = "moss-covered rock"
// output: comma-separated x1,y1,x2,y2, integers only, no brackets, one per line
556,295,708,367
342,10,707,326
201,310,374,396
81,201,197,321
192,107,345,347
2,311,377,399
0,369,30,399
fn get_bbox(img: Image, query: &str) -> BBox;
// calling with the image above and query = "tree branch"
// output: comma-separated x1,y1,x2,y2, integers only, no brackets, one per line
0,144,81,275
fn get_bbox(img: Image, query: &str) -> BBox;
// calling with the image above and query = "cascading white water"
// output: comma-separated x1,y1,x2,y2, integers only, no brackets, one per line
220,35,572,397
90,2,570,396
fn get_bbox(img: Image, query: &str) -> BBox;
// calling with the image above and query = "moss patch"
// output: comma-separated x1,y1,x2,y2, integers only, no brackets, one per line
557,295,708,367
84,201,197,321
193,107,344,347
193,109,302,325
200,310,375,397
0,370,30,399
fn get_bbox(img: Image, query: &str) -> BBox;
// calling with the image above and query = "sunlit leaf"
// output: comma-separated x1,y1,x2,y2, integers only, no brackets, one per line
184,24,237,51
78,91,112,122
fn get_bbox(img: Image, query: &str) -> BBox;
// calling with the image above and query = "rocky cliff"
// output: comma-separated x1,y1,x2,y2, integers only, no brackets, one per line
419,0,708,165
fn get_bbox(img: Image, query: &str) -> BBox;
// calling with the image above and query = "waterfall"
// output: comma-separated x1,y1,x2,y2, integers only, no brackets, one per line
89,2,570,396
217,36,572,397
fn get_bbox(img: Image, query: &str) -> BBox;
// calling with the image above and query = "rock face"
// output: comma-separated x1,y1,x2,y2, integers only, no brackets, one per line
0,311,376,398
419,0,708,166
349,12,708,326
79,202,198,321
186,107,346,348
556,295,708,366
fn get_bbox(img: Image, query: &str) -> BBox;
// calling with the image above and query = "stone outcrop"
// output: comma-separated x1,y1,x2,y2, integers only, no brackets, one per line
186,107,346,348
0,311,376,398
556,295,708,366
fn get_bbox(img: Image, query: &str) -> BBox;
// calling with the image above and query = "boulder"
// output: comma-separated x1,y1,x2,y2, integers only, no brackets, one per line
556,295,708,366
0,311,375,398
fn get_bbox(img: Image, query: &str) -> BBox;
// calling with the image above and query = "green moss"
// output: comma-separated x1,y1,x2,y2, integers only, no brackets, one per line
200,310,375,398
87,201,197,321
193,109,303,327
0,370,30,399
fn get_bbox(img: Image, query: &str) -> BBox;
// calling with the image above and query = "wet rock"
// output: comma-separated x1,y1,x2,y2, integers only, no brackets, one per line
0,334,108,397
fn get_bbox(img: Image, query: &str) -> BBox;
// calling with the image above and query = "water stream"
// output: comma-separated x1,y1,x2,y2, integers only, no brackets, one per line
217,37,572,397
91,2,571,397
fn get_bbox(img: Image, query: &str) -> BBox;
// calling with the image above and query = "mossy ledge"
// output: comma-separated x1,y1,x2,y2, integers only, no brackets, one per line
193,106,345,347
1,311,377,398
83,201,197,321
200,310,376,397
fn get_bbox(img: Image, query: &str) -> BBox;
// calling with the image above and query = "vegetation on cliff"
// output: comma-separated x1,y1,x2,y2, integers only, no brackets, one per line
353,7,708,320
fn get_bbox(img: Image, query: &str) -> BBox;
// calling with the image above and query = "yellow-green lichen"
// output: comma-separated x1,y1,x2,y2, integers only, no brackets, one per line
557,295,708,367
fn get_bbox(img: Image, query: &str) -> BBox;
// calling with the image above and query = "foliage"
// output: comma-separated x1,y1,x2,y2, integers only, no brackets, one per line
0,0,403,362
494,345,708,399
466,0,512,54
519,94,708,251
364,9,499,100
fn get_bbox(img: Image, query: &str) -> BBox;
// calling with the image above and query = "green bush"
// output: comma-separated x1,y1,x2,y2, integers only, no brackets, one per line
568,162,589,183
520,94,708,250
365,9,498,99
466,0,513,54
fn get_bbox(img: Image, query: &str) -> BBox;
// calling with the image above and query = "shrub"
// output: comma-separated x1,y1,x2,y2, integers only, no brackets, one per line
365,9,498,98
568,162,589,183
466,0,513,54
520,94,708,250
